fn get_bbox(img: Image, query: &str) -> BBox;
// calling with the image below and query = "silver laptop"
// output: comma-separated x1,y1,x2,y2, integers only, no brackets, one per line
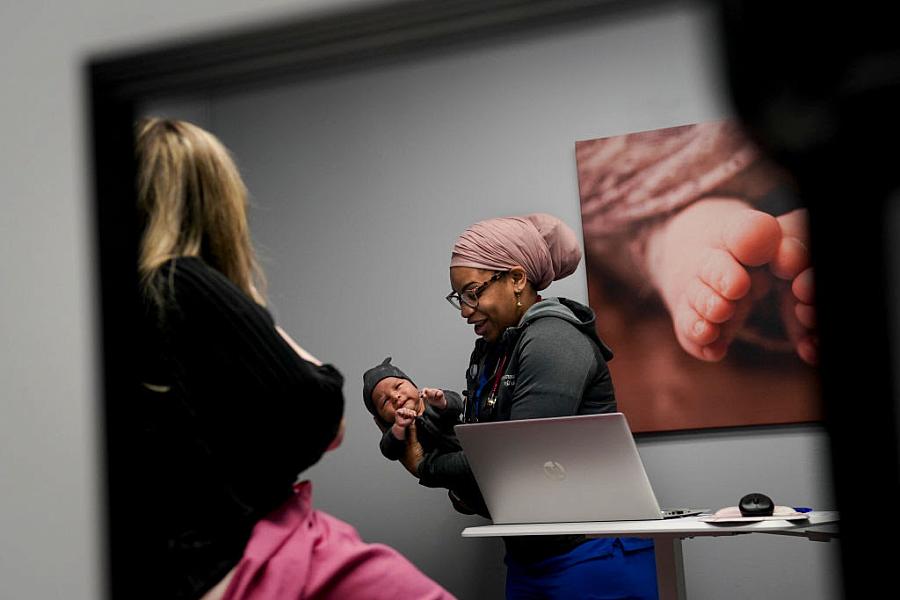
454,412,705,524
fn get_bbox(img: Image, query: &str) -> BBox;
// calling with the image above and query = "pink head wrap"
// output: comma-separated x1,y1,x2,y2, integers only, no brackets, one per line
450,213,582,291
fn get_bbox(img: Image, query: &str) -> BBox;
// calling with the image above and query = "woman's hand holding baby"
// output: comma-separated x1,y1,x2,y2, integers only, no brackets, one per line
399,421,425,477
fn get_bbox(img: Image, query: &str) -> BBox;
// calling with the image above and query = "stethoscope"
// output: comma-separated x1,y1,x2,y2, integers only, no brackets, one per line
464,352,508,423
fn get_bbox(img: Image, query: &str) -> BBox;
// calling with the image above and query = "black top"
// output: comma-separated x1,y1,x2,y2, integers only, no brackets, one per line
134,257,344,599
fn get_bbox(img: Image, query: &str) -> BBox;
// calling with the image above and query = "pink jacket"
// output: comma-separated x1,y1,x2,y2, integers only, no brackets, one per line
222,481,455,600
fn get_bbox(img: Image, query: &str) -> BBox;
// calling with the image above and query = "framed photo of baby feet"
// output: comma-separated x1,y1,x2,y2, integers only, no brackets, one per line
576,120,820,433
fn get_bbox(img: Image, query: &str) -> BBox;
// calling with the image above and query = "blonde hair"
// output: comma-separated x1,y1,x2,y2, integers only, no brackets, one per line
136,117,266,306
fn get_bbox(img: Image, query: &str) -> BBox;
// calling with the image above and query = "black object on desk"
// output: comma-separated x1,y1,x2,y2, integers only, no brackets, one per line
739,492,774,517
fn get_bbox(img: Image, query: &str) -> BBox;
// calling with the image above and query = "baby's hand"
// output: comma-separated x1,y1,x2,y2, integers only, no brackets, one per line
394,407,417,428
420,388,447,410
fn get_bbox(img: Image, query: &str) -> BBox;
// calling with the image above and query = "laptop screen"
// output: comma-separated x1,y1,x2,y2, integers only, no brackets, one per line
455,413,666,524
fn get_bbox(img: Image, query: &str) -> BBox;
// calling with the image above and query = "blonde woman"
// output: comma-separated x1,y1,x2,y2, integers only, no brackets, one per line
134,118,452,600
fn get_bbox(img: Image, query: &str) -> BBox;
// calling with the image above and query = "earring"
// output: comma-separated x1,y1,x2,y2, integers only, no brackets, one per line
515,291,522,308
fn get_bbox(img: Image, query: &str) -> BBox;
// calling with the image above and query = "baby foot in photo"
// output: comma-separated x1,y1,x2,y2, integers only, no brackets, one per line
770,208,817,364
646,198,782,362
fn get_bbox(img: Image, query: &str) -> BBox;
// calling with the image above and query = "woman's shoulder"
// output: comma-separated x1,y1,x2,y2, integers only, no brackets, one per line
157,256,245,298
157,255,221,283
154,256,273,324
518,302,613,360
519,313,589,347
516,299,586,338
507,305,596,365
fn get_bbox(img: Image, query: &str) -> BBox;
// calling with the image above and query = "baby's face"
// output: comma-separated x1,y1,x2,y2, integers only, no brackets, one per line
373,377,421,424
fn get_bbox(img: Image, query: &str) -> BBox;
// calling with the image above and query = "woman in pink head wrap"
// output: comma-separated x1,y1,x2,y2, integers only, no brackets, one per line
400,213,659,599
448,213,583,342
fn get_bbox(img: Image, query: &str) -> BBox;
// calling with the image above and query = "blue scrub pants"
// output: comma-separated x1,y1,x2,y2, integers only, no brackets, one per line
505,538,658,600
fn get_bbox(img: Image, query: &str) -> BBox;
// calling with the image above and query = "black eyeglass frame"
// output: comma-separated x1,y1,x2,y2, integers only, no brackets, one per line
445,271,507,310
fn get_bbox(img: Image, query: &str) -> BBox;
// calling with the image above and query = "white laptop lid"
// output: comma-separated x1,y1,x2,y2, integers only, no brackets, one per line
455,412,666,524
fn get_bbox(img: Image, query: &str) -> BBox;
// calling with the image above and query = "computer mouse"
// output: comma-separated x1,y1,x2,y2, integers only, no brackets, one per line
739,492,774,517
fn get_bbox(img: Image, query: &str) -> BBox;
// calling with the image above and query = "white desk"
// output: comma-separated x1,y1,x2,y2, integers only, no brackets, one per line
462,511,839,600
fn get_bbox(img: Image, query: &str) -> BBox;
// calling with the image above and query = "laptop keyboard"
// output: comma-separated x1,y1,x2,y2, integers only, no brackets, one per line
662,508,707,519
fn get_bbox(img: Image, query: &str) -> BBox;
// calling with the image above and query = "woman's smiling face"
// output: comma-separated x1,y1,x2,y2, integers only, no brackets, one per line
450,266,520,343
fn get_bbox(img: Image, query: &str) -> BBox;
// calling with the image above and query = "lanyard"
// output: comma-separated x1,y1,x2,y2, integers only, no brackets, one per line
471,352,508,422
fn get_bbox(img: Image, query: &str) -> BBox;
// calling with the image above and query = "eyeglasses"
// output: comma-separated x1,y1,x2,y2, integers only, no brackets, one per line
446,271,506,310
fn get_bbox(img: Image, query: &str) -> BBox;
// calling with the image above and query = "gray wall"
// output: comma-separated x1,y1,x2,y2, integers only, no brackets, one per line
173,4,837,598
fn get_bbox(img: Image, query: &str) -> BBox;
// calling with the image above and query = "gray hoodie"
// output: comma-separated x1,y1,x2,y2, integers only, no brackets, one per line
463,297,616,423
417,297,627,562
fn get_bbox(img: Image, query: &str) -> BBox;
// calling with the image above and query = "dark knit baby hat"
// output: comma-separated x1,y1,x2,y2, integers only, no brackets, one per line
362,357,416,417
